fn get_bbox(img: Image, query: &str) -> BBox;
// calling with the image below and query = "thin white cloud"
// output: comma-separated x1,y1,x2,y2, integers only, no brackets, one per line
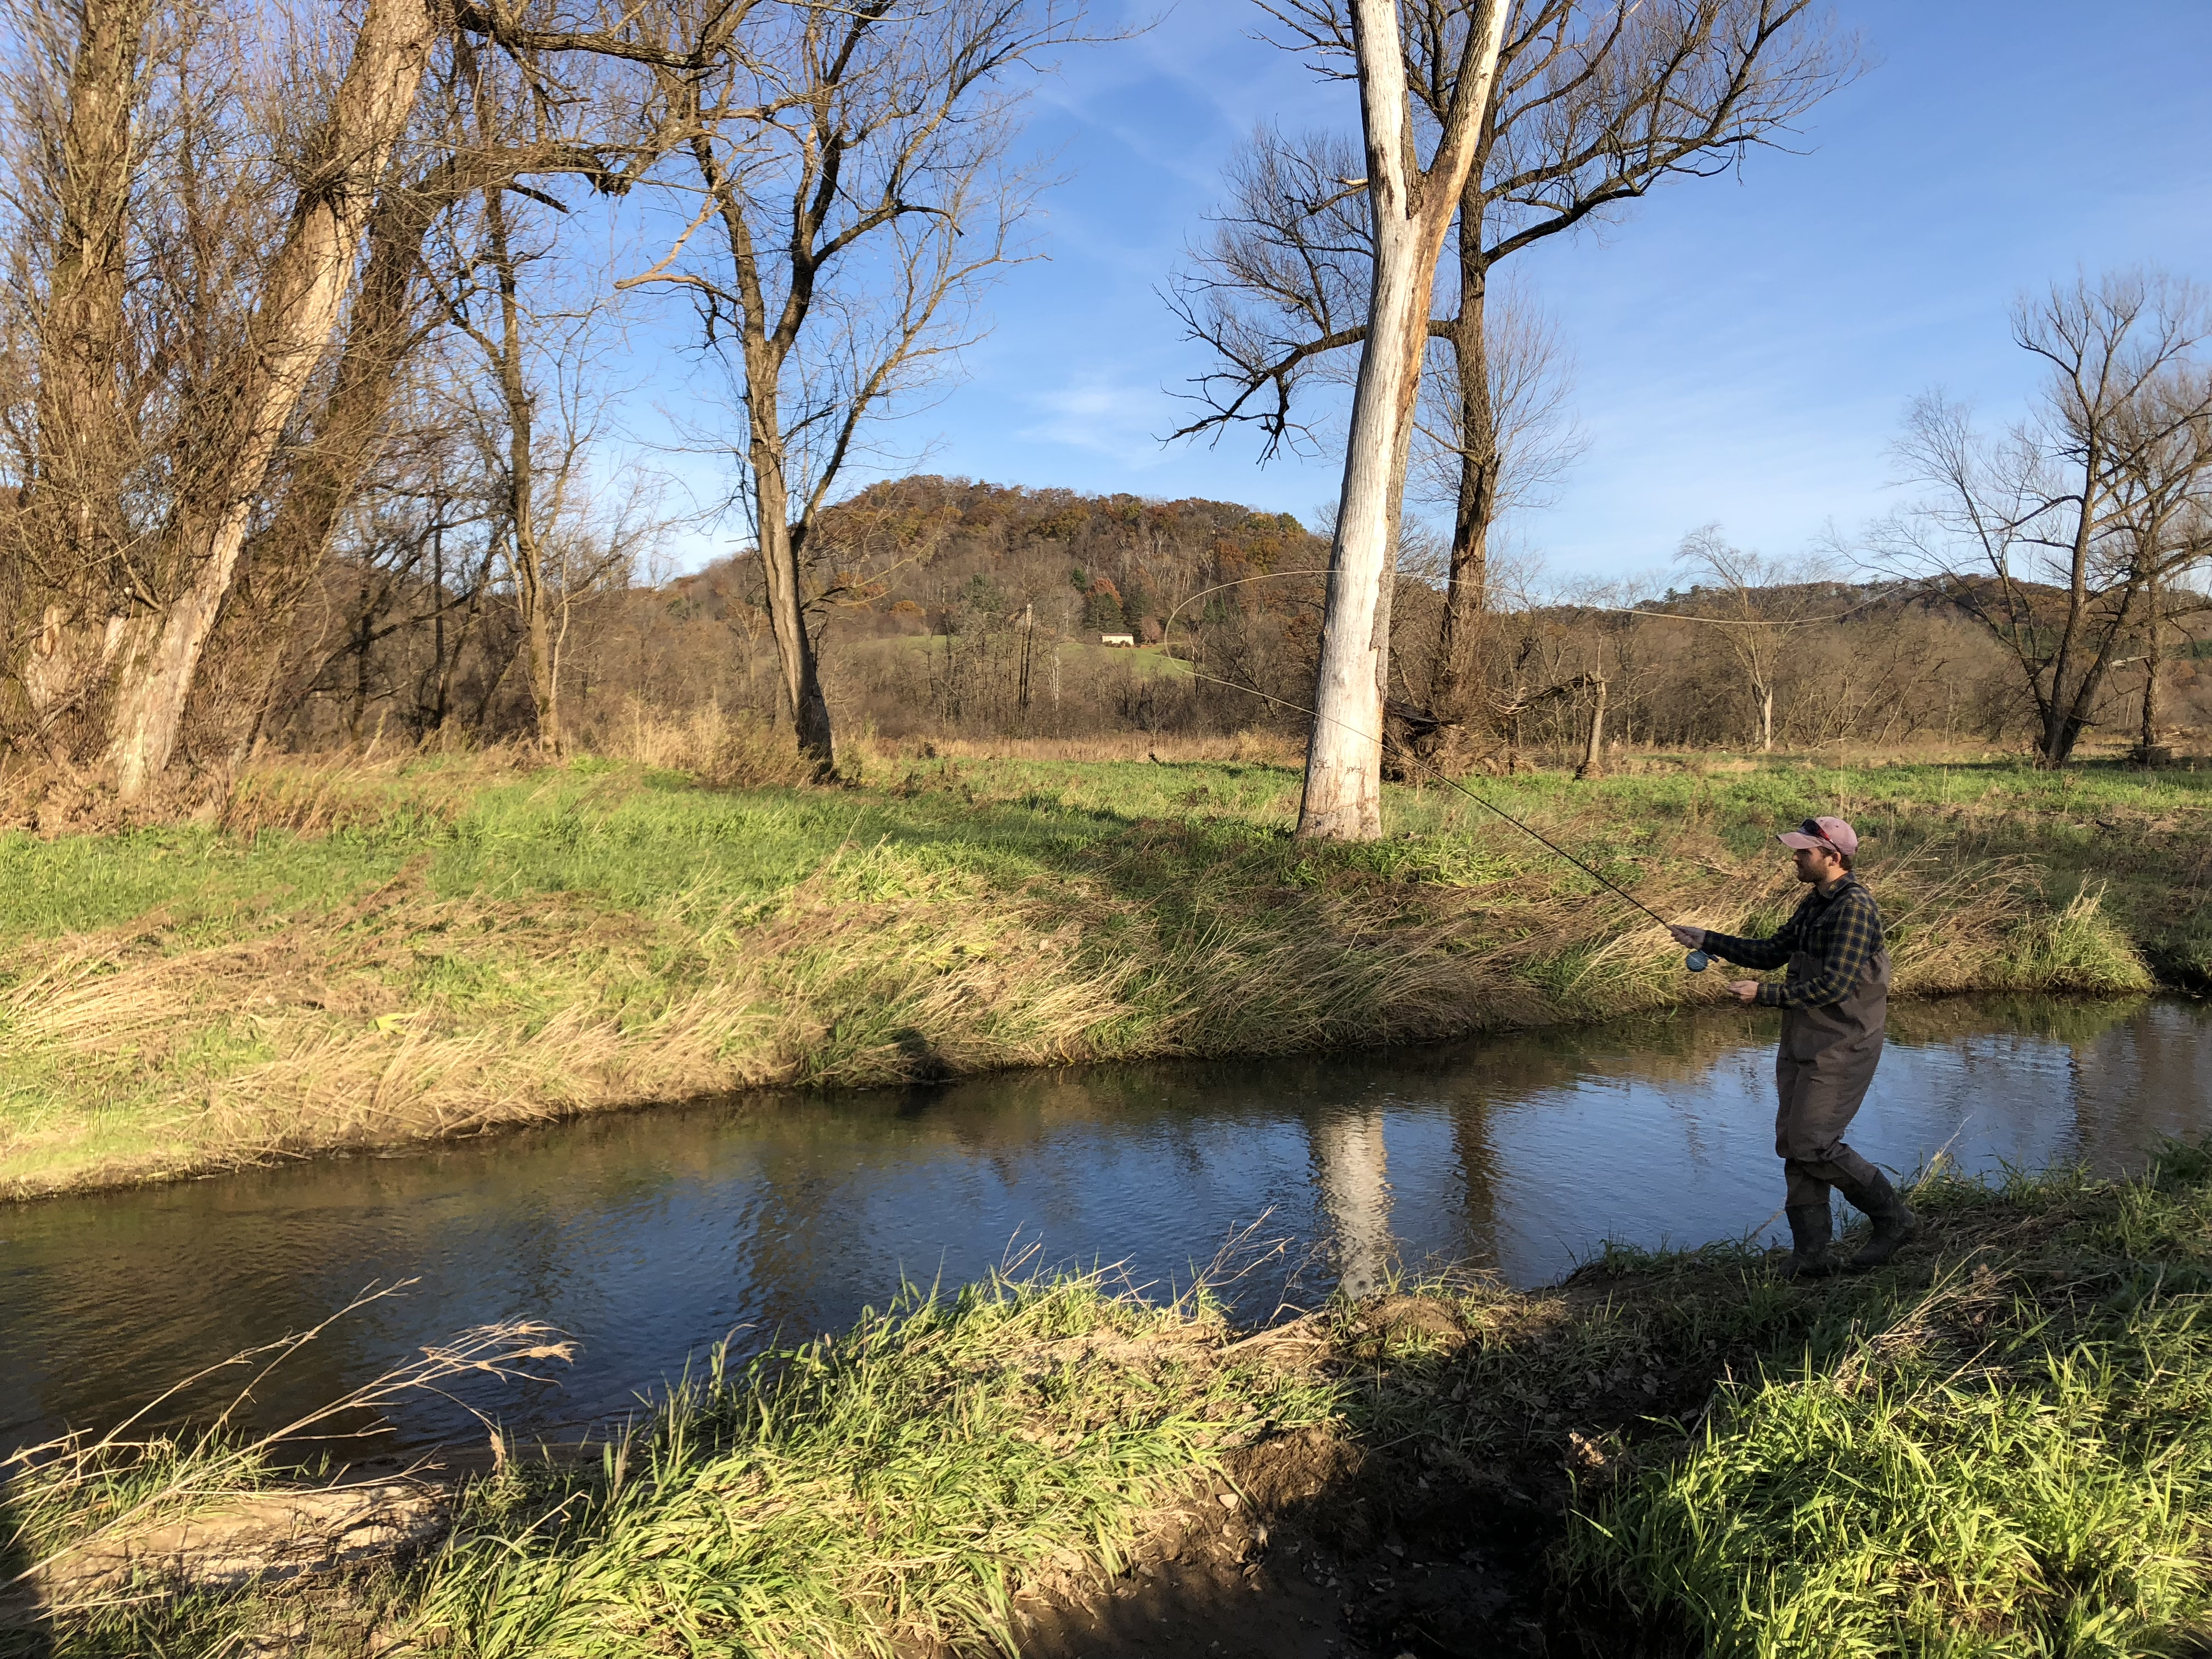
1016,375,1184,469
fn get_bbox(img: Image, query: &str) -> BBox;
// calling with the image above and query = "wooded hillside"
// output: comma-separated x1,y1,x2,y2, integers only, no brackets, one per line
251,474,2212,766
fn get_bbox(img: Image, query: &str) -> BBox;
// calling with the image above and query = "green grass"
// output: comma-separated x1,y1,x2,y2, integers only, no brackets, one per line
0,745,2196,1198
1568,1149,2212,1656
1216,1142,2212,1658
402,1273,1335,1658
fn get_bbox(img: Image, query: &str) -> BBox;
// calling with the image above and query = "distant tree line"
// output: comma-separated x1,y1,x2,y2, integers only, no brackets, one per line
242,473,2212,764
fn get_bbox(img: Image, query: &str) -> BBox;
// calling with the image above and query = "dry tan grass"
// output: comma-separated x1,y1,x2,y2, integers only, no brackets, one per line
570,699,829,788
874,730,1307,768
9,826,2134,1201
216,749,543,837
0,708,807,841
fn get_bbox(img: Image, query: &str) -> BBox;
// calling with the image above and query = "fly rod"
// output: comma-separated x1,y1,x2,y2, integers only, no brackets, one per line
1143,607,1716,973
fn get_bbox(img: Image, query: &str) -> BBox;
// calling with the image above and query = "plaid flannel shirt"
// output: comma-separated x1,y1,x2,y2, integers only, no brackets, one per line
1702,876,1884,1009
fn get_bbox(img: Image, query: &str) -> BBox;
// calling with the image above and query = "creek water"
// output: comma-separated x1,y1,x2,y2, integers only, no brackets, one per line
4,995,2208,1459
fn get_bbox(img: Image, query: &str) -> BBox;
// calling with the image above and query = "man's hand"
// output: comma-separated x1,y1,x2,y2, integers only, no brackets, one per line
1668,924,1707,949
1728,980,1760,1004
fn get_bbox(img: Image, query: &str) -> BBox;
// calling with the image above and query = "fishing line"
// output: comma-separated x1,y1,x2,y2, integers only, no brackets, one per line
1169,659,1719,970
1157,654,1680,932
1138,570,1784,968
1159,568,1923,633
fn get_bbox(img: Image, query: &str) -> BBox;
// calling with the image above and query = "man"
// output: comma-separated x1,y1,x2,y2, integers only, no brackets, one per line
1669,815,1917,1279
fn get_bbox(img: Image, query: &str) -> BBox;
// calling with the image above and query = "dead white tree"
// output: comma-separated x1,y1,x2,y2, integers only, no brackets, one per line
1288,0,1509,839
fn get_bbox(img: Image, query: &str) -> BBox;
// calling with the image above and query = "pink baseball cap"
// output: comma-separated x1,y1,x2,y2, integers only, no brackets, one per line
1779,815,1858,856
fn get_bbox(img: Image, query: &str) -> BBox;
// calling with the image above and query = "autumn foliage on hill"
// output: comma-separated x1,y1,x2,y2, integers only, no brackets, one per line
247,475,2211,765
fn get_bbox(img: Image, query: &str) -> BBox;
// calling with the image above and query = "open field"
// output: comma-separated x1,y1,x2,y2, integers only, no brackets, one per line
1,731,2201,1200
15,1146,2212,1656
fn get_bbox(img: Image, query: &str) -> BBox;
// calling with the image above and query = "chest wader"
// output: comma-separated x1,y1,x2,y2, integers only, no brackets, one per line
1775,944,1917,1277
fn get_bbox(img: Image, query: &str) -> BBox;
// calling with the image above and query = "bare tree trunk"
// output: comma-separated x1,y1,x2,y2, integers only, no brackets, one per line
103,0,438,798
2035,541,2145,770
2138,566,2163,759
1427,218,1495,734
35,0,148,567
1299,0,1508,840
12,0,154,747
193,163,470,761
1300,234,1415,836
1575,675,1607,780
751,402,834,775
2038,432,2107,768
478,183,560,754
1759,682,1774,751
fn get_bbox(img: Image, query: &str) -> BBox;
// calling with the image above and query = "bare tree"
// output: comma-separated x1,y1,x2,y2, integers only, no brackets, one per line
2121,378,2212,761
20,0,156,724
186,41,653,766
439,186,563,752
1172,0,1852,750
1673,525,1830,751
427,31,641,757
1887,272,2212,768
1269,0,1510,838
0,0,282,761
100,0,443,797
0,0,695,790
625,0,1084,778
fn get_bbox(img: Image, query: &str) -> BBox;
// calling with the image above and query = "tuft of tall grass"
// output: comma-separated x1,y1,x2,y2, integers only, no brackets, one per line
1571,1146,2212,1656
217,751,537,840
404,1271,1338,1658
1991,881,2156,994
571,701,826,791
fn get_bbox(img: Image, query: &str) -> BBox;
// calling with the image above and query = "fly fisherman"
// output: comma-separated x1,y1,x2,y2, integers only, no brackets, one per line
1669,816,1917,1279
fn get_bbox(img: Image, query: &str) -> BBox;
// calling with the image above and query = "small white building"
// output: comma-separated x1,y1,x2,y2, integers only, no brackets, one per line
1099,633,1136,647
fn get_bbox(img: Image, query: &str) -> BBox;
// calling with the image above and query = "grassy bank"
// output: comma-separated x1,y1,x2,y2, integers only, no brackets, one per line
18,1148,2212,1656
2,735,2199,1199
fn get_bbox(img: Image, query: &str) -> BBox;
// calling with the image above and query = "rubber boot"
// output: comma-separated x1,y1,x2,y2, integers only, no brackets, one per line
1779,1205,1837,1280
1838,1170,1918,1269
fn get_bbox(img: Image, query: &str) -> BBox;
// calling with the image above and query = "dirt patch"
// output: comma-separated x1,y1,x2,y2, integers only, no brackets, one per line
996,1261,1879,1658
1008,1428,1574,1659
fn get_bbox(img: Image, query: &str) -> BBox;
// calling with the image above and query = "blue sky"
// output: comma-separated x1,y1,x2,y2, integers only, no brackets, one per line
613,2,2212,584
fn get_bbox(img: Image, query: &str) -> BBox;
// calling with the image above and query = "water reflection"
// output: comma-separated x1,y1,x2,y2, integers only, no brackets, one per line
1,995,2204,1457
1312,1109,1391,1296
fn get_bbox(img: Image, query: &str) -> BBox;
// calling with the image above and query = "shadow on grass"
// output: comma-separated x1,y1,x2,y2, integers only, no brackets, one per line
850,758,2212,997
1031,1144,2212,1658
1019,1236,1843,1658
0,1476,53,1659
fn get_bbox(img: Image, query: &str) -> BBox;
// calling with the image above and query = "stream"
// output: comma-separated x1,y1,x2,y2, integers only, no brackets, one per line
4,994,2207,1458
